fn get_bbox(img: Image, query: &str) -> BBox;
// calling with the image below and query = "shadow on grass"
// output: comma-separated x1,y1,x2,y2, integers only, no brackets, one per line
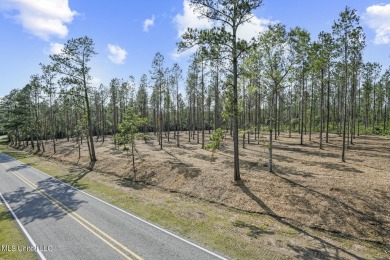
277,144,368,164
1,150,30,161
192,153,216,162
274,165,315,178
163,149,202,179
238,181,366,260
287,244,332,260
32,150,43,156
233,220,274,238
54,171,90,190
116,178,148,190
0,207,12,222
271,169,388,232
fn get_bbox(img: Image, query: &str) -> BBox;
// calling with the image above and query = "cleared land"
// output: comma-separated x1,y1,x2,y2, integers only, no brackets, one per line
1,131,389,259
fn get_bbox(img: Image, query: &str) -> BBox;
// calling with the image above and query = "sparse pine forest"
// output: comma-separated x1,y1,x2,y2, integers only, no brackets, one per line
1,4,389,178
1,2,390,258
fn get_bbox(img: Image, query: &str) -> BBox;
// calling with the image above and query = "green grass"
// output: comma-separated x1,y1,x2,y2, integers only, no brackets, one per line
74,182,265,259
0,205,36,260
0,140,36,259
1,141,388,259
278,226,300,237
0,142,291,260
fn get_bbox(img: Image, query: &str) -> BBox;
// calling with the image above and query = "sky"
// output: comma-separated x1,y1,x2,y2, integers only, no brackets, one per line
0,0,390,97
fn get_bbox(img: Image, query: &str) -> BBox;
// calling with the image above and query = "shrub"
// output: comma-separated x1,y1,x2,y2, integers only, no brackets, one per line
205,128,225,155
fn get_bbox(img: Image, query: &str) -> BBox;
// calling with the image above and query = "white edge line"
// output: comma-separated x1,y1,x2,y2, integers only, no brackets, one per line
0,153,228,260
0,192,47,260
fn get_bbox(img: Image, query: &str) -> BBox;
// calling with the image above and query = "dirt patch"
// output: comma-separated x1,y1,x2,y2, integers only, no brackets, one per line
16,131,390,254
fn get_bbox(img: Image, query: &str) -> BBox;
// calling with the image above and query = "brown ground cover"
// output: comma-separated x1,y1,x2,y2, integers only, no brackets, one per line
21,131,390,257
35,133,390,243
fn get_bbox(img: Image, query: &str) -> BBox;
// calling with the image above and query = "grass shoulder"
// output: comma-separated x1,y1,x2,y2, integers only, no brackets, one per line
0,204,37,260
0,142,290,259
0,140,387,259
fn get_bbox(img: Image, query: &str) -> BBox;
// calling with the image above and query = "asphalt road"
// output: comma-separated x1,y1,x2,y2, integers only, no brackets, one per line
0,152,228,260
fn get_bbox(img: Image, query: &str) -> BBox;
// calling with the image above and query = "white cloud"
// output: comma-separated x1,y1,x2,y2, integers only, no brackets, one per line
143,15,155,32
364,4,390,45
171,0,212,60
173,0,212,38
0,0,77,41
49,42,64,54
237,16,273,41
171,46,197,61
173,0,271,40
107,44,127,64
171,0,273,60
91,76,101,85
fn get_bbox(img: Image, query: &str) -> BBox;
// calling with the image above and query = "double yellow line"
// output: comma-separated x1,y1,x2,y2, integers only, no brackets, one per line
0,163,143,260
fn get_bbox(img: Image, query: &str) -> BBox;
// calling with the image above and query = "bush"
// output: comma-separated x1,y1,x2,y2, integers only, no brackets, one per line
205,128,225,155
374,126,382,135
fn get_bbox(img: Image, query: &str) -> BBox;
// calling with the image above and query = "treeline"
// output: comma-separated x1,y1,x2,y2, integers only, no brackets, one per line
1,2,389,180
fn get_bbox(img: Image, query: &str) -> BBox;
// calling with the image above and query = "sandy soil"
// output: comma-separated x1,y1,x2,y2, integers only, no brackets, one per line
28,130,390,250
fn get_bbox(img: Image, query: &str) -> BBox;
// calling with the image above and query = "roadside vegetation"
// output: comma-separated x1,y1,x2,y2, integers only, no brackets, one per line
0,137,36,260
1,138,388,259
0,204,37,260
0,1,389,259
1,2,389,182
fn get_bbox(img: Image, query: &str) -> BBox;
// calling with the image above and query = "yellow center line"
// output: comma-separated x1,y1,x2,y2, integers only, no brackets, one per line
0,163,143,260
13,171,134,260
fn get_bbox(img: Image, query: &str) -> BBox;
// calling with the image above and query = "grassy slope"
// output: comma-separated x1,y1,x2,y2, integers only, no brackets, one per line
0,141,293,259
0,140,387,260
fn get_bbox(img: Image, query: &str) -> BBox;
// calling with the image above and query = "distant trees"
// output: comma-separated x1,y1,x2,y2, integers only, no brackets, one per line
136,74,149,135
185,60,198,143
315,31,335,145
256,23,293,172
332,7,365,162
179,0,263,181
29,75,45,152
381,68,390,132
50,36,98,164
171,64,183,147
41,64,57,152
1,88,31,146
2,4,390,180
289,26,311,146
361,62,382,133
150,52,166,150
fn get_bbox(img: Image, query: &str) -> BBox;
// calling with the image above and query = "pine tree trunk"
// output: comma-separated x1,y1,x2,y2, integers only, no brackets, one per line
232,26,240,181
320,69,324,149
326,72,330,143
341,42,348,163
85,87,96,163
300,66,305,145
201,62,205,149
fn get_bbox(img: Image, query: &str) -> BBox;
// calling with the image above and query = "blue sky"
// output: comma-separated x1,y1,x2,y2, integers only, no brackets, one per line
0,0,389,97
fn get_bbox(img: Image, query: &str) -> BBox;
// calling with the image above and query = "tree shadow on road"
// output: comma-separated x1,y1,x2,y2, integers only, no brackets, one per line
1,178,87,225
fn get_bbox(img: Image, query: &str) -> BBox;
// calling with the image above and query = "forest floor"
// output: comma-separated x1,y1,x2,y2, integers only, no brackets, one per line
5,131,390,259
